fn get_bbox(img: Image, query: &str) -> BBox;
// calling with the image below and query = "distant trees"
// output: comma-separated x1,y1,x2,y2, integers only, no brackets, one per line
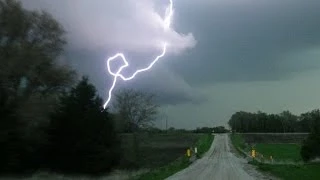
300,110,320,162
228,110,314,133
192,126,229,134
194,127,213,134
212,126,229,133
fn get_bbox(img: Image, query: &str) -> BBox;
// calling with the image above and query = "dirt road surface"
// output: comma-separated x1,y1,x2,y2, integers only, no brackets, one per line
166,134,275,180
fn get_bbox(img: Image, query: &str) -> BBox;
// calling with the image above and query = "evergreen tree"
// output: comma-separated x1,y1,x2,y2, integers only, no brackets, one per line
47,77,120,174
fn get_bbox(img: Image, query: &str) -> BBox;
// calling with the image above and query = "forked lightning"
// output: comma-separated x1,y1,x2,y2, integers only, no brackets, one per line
103,0,173,109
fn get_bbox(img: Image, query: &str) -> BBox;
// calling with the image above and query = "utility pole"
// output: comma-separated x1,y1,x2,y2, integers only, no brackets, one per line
161,113,168,133
165,115,168,133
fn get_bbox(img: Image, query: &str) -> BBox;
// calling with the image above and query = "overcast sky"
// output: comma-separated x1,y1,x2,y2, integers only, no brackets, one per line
23,0,320,129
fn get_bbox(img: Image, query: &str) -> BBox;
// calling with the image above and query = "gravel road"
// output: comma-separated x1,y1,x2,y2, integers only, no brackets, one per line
166,134,276,180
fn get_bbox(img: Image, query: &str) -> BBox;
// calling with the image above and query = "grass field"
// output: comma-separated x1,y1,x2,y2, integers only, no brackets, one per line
135,134,214,180
254,143,302,162
231,133,320,180
251,143,320,179
119,133,203,169
241,133,308,144
252,162,320,180
230,133,303,162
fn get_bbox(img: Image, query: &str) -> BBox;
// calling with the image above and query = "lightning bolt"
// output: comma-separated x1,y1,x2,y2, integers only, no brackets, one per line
103,0,173,109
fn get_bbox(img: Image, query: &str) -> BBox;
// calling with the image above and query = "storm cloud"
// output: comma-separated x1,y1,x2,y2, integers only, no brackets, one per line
22,0,196,54
171,0,320,86
22,0,199,106
22,0,320,128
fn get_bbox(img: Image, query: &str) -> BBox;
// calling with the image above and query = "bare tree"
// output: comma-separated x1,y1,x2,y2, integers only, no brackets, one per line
113,88,159,132
112,88,159,166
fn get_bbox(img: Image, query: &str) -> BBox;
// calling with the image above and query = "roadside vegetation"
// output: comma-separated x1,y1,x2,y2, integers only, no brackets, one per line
300,110,320,162
229,109,320,180
231,133,320,179
230,133,248,157
135,134,214,180
229,110,320,162
252,162,320,180
194,133,214,158
119,133,202,169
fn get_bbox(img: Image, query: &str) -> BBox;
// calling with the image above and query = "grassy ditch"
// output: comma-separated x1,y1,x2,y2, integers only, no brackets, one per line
230,133,248,157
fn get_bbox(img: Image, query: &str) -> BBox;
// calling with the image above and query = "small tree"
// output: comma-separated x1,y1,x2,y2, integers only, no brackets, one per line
300,109,320,162
47,77,120,174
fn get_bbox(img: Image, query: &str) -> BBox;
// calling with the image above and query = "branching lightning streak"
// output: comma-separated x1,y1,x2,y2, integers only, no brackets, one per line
103,0,173,109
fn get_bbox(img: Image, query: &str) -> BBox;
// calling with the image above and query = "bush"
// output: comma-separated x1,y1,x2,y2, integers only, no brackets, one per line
300,110,320,162
301,138,320,162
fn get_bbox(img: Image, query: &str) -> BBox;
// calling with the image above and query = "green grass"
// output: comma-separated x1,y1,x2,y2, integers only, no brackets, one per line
230,133,248,157
195,133,215,158
135,134,214,180
253,162,320,180
230,133,246,149
244,136,319,179
230,134,303,162
254,143,302,162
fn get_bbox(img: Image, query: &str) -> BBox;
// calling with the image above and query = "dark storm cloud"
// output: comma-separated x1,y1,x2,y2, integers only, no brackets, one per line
170,0,320,86
21,0,320,107
21,0,198,105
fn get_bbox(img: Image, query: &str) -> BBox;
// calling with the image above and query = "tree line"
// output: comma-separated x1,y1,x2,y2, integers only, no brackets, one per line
228,110,316,133
0,0,159,175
